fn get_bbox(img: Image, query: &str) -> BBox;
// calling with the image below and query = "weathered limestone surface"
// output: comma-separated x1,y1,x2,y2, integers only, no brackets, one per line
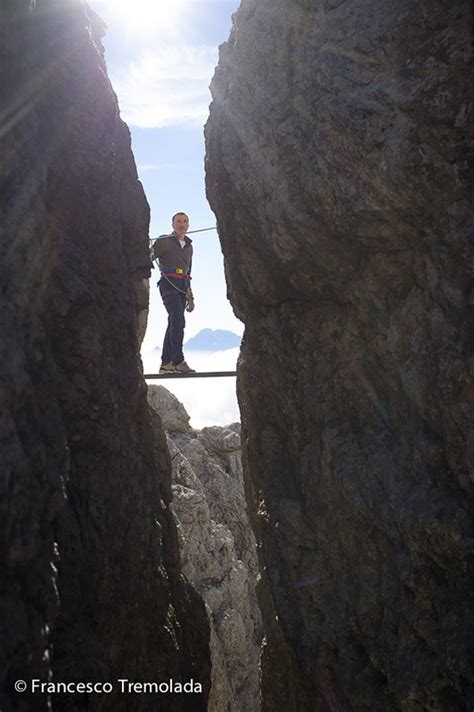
205,1,473,710
0,2,210,711
148,385,262,712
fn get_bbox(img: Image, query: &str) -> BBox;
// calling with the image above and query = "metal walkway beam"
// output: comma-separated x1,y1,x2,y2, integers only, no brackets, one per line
145,371,237,379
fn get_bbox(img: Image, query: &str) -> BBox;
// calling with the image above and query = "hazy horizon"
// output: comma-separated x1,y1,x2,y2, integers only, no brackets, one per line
143,347,240,429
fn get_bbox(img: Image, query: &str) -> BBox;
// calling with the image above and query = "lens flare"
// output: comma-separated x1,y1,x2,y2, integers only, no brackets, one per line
95,0,185,38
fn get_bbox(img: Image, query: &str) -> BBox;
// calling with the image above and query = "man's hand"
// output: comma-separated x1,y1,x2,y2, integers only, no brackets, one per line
186,288,195,312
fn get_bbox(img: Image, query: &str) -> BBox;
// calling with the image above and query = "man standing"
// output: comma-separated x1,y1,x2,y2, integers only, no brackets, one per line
151,212,196,374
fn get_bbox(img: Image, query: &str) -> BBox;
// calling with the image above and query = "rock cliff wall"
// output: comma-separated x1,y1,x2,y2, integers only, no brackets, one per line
1,2,209,710
148,385,262,712
205,1,473,710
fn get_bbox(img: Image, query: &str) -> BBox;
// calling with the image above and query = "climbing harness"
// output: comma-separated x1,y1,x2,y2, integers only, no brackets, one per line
151,227,214,308
151,234,194,298
161,272,190,295
161,269,190,280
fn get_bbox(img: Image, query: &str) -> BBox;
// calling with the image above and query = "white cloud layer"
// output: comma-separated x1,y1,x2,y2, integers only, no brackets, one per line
143,349,240,428
111,45,218,129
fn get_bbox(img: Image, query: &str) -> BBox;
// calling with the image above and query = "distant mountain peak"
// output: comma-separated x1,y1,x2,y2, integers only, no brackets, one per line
184,329,241,352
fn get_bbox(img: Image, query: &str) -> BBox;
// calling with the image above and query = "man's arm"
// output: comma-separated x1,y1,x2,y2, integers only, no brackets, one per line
151,234,174,261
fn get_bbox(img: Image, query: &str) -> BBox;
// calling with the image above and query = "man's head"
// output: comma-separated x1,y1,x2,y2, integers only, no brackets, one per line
172,212,189,238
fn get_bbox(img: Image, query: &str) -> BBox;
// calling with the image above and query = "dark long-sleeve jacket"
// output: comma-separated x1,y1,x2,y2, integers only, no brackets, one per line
152,232,193,276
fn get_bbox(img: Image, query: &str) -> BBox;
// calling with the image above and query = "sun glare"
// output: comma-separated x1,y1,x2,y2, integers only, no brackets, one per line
101,0,185,37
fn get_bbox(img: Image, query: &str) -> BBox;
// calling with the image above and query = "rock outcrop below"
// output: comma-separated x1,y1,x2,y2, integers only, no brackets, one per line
1,2,209,711
205,1,473,710
148,385,262,712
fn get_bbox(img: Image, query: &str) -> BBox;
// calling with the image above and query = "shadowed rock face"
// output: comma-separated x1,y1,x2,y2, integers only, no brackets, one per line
205,1,473,710
0,2,210,711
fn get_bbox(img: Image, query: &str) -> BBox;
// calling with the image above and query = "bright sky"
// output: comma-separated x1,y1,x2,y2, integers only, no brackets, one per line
88,0,242,426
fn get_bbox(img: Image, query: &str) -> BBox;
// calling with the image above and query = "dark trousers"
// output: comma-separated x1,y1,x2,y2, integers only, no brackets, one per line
159,278,187,365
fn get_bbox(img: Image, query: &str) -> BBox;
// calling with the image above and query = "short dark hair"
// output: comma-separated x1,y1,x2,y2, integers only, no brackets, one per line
172,212,188,224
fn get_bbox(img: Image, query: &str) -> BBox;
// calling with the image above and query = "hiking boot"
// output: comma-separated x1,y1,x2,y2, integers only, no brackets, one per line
174,360,196,373
159,362,176,374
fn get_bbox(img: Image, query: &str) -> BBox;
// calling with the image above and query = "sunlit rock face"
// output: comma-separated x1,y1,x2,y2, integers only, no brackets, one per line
0,2,210,710
148,385,263,712
205,0,473,709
